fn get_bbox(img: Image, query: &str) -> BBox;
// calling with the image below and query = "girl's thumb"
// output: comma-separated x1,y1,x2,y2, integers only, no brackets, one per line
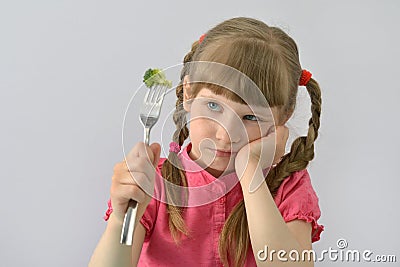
149,143,161,167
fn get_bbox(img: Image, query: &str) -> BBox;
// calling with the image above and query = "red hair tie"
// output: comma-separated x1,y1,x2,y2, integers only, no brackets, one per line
199,33,206,44
299,69,312,86
169,142,181,153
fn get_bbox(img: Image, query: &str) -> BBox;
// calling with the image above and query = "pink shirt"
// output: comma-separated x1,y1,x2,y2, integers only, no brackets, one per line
107,143,324,266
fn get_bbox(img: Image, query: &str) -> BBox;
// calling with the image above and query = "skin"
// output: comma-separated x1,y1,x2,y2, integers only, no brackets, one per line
186,89,275,176
182,75,286,178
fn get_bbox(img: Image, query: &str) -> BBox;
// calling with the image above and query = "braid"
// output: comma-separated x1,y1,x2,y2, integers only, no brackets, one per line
266,77,322,196
160,39,200,243
219,201,248,267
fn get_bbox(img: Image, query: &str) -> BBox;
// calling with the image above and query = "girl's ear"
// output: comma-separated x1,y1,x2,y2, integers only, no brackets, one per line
183,75,192,112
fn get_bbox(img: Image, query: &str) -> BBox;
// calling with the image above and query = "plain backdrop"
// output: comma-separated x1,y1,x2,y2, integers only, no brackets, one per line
1,0,399,266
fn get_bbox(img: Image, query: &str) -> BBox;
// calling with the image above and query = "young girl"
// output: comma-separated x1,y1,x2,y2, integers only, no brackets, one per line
89,17,324,267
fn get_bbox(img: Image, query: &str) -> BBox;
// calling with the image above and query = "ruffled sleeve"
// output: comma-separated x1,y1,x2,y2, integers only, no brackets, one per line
103,198,113,221
274,169,324,242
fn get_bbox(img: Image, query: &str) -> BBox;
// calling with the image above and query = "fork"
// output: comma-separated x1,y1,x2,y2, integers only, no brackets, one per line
120,84,168,245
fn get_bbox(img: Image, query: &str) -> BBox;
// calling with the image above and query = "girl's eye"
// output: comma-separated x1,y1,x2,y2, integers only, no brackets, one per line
243,115,258,121
207,101,221,111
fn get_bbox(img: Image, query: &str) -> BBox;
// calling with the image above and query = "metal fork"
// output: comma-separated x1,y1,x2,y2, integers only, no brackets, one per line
120,84,167,245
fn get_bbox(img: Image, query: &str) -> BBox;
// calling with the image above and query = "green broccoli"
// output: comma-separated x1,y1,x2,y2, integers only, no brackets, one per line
143,68,172,88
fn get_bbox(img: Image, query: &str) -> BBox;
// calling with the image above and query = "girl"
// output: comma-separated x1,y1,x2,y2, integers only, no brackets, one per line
89,17,324,267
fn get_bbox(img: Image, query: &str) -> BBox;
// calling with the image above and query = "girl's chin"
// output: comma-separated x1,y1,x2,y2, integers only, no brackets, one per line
205,166,235,177
190,151,236,174
205,161,236,176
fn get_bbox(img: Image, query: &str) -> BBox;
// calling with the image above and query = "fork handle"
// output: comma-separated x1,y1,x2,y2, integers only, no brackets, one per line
120,129,150,245
144,127,150,145
120,200,138,245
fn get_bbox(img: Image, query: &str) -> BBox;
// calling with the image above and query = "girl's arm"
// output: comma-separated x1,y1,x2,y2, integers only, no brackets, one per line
240,163,314,267
89,142,161,267
88,213,146,267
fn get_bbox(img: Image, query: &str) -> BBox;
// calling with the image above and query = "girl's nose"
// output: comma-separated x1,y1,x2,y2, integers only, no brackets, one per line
215,117,242,144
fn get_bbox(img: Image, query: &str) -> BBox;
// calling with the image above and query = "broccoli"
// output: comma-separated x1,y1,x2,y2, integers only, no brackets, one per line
143,68,172,88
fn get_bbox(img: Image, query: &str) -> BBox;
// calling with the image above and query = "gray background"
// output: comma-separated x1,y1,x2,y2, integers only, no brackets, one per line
1,0,399,266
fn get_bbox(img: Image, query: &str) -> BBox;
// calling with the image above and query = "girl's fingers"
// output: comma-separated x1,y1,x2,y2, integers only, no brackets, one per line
149,143,161,167
110,184,147,220
126,171,154,196
110,179,148,205
110,142,160,216
112,170,154,193
117,184,147,204
113,157,156,182
125,142,159,164
276,125,289,144
126,157,155,177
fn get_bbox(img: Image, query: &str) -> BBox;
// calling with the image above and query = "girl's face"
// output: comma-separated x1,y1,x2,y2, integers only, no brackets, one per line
185,88,276,177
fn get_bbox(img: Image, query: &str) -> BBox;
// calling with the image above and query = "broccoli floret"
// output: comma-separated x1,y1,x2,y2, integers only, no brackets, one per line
143,68,172,88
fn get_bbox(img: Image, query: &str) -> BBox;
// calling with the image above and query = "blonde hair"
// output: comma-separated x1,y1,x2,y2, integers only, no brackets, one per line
160,17,322,266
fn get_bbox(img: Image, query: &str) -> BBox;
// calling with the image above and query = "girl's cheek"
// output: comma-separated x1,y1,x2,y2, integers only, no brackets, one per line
245,123,270,141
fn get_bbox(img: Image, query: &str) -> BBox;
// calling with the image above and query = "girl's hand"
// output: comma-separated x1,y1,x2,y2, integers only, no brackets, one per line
109,142,161,222
272,125,289,165
235,126,289,188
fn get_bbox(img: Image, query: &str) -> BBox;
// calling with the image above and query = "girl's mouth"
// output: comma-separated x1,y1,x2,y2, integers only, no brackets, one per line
210,148,238,157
